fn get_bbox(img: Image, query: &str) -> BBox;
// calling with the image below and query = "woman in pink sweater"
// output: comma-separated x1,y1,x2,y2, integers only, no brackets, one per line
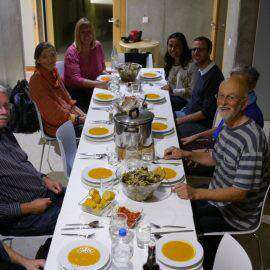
63,18,108,112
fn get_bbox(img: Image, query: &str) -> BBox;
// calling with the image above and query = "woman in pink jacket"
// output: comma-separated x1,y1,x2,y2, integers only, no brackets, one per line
63,18,108,112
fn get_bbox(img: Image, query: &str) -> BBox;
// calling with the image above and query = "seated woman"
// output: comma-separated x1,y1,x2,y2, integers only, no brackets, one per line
63,17,108,112
29,42,85,137
162,32,198,112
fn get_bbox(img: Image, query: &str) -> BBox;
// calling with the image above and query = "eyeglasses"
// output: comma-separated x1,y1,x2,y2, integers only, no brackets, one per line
0,102,11,111
191,47,208,53
215,93,243,102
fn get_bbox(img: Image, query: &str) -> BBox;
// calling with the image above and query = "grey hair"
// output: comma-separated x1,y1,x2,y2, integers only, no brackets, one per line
0,84,8,94
230,66,260,85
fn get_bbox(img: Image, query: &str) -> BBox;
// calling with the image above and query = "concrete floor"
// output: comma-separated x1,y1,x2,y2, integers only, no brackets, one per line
13,122,270,269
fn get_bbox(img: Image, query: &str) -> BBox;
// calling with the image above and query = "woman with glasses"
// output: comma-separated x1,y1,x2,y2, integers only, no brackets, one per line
63,18,108,113
29,42,86,137
162,32,198,112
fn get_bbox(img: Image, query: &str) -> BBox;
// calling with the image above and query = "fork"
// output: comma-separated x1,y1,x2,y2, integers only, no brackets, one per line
150,222,186,229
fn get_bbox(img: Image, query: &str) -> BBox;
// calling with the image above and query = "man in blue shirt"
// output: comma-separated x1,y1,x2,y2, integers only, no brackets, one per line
176,36,224,138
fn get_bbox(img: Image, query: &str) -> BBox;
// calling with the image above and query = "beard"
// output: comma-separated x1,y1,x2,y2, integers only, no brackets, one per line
218,104,242,122
0,114,9,129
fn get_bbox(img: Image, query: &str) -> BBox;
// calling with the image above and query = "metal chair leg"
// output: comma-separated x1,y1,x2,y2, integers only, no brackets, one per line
253,232,264,270
39,143,45,172
46,141,54,172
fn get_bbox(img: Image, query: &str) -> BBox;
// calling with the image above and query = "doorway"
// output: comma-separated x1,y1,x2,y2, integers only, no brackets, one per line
43,0,126,61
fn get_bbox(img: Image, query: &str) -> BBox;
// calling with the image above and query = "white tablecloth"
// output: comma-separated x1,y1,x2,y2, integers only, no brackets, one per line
44,69,202,270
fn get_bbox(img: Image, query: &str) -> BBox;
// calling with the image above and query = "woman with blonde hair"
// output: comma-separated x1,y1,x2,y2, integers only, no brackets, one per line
63,17,107,112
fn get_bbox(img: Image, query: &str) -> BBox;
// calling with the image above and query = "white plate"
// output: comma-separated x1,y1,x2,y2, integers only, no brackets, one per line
140,70,161,80
152,121,173,134
57,240,110,270
84,124,114,139
82,164,116,184
96,74,111,83
145,92,165,102
156,234,204,269
154,164,184,183
94,92,116,102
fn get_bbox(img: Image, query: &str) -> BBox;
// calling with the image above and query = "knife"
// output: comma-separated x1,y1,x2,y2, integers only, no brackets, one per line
61,226,103,230
152,229,194,235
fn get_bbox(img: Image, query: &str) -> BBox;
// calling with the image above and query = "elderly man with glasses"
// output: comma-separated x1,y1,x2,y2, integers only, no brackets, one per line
164,76,269,269
175,36,224,138
0,85,64,236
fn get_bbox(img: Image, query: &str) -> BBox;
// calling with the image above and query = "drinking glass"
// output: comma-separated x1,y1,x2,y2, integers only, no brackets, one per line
109,212,128,241
136,221,151,248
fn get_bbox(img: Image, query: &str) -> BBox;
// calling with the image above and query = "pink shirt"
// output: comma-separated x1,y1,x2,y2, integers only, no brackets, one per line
63,41,105,88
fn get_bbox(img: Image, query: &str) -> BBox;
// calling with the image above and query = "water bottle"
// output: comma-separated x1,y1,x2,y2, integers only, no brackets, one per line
111,45,118,71
111,228,134,266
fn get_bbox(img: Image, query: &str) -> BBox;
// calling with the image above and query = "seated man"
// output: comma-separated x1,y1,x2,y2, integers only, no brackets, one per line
0,241,45,270
0,85,64,236
164,76,269,269
181,66,264,176
175,36,224,138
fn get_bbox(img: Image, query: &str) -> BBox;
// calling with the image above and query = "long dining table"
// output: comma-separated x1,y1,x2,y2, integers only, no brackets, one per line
44,68,202,270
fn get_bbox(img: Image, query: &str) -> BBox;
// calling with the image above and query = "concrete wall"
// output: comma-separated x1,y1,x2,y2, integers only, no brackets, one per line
253,0,270,120
20,0,36,67
0,0,25,88
126,0,214,65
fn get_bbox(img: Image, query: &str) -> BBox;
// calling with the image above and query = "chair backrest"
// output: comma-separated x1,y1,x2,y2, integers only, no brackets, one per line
56,61,64,77
32,100,46,138
56,120,77,178
213,233,252,270
118,52,153,68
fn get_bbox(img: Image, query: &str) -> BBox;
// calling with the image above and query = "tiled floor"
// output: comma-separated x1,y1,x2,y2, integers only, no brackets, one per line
13,122,270,269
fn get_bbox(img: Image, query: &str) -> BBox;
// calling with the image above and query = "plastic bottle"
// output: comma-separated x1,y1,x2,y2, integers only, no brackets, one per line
111,228,134,266
111,46,118,71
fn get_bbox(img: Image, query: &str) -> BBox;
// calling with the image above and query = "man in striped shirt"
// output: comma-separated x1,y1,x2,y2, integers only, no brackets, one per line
0,85,65,236
164,76,269,268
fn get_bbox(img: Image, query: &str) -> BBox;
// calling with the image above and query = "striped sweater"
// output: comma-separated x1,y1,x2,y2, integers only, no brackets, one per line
209,119,269,230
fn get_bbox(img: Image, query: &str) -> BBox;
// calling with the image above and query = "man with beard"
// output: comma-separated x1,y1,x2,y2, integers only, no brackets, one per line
175,36,224,138
164,76,269,269
0,85,64,236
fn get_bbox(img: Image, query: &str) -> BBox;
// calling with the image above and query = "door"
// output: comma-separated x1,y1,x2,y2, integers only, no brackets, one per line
41,0,126,61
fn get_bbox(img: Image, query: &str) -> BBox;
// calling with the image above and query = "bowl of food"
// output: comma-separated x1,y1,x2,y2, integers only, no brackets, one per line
117,162,165,201
117,62,142,82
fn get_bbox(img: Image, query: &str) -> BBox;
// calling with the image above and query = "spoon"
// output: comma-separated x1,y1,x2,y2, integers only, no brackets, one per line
65,220,100,227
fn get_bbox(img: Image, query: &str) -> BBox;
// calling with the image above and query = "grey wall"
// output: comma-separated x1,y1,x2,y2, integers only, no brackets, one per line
253,0,270,120
0,0,25,88
126,0,214,65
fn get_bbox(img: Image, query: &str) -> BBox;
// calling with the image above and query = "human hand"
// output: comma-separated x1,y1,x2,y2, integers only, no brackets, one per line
44,178,62,194
23,259,45,270
97,81,108,90
172,183,197,200
176,117,186,125
29,198,52,214
180,134,198,145
161,84,171,92
164,146,182,160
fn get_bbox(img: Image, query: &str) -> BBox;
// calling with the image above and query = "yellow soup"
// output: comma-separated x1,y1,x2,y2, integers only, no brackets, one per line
154,167,177,180
100,76,110,82
162,241,195,262
143,72,157,78
88,168,113,179
146,93,160,100
88,127,109,136
68,245,100,266
152,122,168,131
96,93,114,100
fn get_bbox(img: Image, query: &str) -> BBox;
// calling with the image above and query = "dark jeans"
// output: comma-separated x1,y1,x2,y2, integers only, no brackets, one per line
192,200,237,270
0,189,65,236
177,121,210,138
74,124,84,138
67,87,93,113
